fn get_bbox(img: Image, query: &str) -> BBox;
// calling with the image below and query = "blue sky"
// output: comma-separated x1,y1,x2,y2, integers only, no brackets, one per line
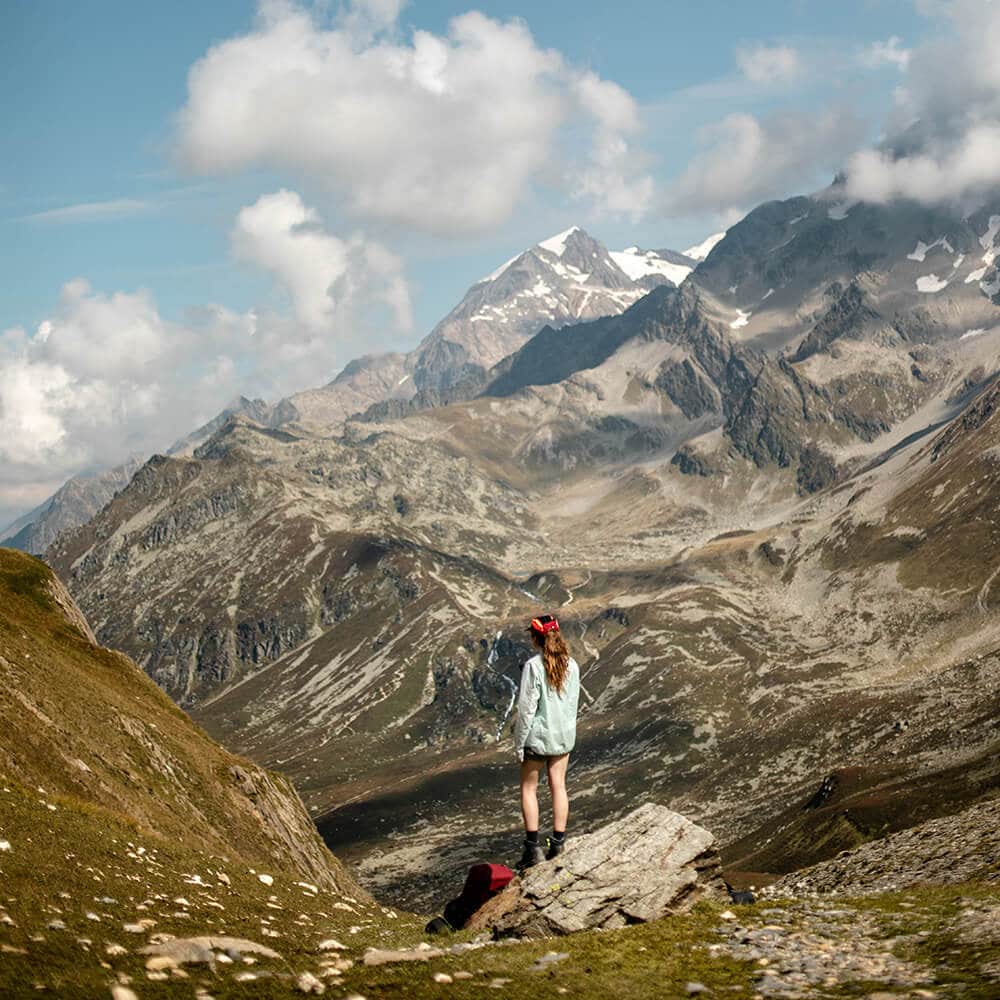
1,0,926,336
1,0,984,525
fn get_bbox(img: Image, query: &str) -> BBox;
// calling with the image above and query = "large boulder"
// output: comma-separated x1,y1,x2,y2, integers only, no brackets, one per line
484,803,726,938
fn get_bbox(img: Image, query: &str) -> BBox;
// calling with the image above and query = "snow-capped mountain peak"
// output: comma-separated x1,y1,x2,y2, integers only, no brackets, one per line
537,225,581,256
476,226,588,285
413,226,688,390
478,252,524,285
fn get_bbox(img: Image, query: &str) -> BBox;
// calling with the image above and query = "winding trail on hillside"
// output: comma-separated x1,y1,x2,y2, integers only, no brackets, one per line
562,571,593,607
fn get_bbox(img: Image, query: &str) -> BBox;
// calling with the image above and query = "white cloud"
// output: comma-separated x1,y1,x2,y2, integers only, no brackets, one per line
845,123,1000,203
19,199,155,224
0,288,186,513
231,189,411,332
340,0,407,38
569,72,654,219
0,189,414,526
176,2,651,233
666,108,865,217
860,36,911,71
42,279,170,380
233,190,346,329
845,0,1000,204
735,44,803,85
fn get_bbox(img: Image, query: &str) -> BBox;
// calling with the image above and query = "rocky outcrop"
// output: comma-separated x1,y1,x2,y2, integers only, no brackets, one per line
790,277,895,363
45,574,98,646
767,795,1000,897
228,765,351,895
655,358,720,419
485,804,725,938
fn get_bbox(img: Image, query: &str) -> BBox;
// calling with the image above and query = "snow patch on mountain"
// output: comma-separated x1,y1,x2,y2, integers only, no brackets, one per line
683,232,726,262
961,328,986,340
907,237,954,263
979,215,1000,252
609,247,692,286
916,274,949,293
730,310,752,329
548,258,589,282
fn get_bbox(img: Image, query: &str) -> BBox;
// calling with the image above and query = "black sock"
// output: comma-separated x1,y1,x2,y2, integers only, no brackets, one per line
525,830,539,845
551,830,565,843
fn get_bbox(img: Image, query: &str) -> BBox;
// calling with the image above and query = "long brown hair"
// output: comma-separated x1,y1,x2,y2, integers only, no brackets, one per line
533,628,570,693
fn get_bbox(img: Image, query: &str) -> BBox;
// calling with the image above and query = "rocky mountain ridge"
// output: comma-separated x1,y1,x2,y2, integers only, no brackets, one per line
284,225,692,430
1,396,292,557
2,227,692,555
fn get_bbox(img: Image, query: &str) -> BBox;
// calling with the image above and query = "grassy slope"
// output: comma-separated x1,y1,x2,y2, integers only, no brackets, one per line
0,548,354,891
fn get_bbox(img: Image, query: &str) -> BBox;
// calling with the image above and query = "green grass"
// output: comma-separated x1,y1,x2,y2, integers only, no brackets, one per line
0,548,356,890
0,771,758,998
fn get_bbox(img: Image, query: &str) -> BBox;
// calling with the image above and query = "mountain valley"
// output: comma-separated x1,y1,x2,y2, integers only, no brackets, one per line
35,190,1000,917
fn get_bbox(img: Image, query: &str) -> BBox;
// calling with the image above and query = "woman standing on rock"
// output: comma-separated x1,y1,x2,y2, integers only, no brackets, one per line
513,614,580,870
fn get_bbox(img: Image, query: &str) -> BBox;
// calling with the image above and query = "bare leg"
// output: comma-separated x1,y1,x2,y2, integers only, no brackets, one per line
546,754,570,831
520,758,545,831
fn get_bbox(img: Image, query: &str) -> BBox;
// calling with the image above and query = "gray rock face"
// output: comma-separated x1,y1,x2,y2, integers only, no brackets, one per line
492,804,725,938
167,395,296,457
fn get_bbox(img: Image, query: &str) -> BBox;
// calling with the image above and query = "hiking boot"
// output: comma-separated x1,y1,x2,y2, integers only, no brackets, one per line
545,837,565,861
517,840,545,871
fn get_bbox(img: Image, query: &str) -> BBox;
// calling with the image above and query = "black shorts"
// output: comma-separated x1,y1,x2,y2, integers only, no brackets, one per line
524,749,567,762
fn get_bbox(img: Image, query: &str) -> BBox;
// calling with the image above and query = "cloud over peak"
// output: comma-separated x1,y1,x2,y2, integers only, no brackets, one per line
176,1,653,233
667,107,865,217
1,187,415,526
231,189,412,332
844,0,1000,204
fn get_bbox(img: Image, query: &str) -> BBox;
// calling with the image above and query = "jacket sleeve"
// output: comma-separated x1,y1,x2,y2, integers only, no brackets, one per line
513,661,540,758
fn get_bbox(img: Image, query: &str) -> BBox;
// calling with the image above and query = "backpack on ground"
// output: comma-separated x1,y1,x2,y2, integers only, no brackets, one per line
425,862,515,933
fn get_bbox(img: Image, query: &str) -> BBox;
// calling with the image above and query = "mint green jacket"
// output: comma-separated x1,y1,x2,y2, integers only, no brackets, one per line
513,654,580,760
